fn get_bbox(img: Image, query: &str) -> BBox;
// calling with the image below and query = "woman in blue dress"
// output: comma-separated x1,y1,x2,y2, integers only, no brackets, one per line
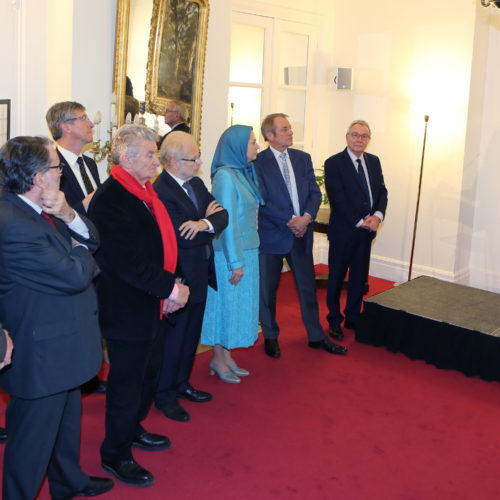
201,125,262,383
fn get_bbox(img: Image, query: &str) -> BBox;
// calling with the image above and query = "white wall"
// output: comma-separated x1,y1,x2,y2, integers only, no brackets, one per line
469,10,500,292
2,0,500,291
329,0,479,284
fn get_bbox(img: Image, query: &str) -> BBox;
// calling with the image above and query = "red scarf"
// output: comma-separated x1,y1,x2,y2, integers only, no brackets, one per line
111,164,177,317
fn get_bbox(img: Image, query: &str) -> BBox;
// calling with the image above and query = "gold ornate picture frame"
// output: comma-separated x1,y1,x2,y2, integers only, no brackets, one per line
113,0,209,144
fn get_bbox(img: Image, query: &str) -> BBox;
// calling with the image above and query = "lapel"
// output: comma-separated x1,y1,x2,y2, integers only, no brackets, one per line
4,192,71,249
159,170,200,218
264,147,291,202
343,148,368,196
363,153,378,195
57,149,86,200
287,148,304,208
85,157,101,186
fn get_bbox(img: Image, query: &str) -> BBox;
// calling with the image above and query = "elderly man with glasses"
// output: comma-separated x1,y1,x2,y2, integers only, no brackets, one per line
158,100,190,148
0,136,112,499
153,131,228,422
324,120,388,340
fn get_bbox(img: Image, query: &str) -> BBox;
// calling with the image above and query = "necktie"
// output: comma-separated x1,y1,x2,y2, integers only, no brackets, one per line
183,180,210,258
183,181,199,211
356,158,370,204
41,211,59,232
279,152,293,200
77,156,94,195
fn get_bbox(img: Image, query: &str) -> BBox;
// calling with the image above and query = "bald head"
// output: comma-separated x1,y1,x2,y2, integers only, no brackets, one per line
160,131,201,181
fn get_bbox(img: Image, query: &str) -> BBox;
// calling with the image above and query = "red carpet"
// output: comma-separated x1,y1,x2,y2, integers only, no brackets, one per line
2,265,500,499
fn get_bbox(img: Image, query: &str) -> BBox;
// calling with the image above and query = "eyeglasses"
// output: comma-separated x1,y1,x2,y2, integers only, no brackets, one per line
64,114,89,123
181,156,201,163
349,132,371,140
46,164,64,174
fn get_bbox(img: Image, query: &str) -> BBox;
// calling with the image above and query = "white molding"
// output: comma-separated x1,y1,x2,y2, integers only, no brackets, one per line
14,0,25,136
369,254,474,285
231,0,322,25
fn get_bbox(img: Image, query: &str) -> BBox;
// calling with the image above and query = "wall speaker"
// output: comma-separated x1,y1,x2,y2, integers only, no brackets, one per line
334,67,353,90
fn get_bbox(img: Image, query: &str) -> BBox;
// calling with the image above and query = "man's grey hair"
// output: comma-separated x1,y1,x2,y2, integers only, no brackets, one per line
261,113,289,142
112,124,158,165
167,101,187,121
347,120,371,135
0,136,52,194
46,101,86,140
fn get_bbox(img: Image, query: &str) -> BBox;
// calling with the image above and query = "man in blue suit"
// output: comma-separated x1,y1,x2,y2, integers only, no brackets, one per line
254,113,347,357
324,120,388,340
154,131,228,422
0,136,113,499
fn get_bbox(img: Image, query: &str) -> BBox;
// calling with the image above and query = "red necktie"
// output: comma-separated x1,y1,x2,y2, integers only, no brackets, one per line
41,211,59,232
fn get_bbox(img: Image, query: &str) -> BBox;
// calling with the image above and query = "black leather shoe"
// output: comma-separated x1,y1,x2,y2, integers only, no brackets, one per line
81,376,106,395
158,401,190,422
95,379,107,394
102,459,154,487
328,323,344,340
75,476,114,496
0,427,7,443
177,387,213,403
264,338,280,358
132,431,171,451
308,337,348,355
344,320,357,330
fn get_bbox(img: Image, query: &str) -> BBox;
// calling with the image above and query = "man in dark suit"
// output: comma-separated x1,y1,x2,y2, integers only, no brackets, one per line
46,101,101,215
46,101,106,394
89,124,189,488
0,136,113,499
254,113,347,358
154,131,228,422
158,101,190,148
324,120,388,340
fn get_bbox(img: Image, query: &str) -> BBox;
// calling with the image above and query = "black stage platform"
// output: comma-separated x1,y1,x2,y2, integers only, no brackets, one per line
356,276,500,381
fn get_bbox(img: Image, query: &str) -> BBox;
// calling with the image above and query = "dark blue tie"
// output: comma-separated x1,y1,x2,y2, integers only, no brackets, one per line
356,158,370,205
183,181,199,211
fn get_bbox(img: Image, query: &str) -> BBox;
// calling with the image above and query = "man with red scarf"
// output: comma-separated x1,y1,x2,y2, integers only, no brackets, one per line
89,125,189,487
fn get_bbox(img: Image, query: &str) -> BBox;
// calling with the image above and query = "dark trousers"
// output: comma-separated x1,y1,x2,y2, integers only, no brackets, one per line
259,238,324,342
3,388,88,500
155,300,206,407
326,227,372,325
101,332,165,463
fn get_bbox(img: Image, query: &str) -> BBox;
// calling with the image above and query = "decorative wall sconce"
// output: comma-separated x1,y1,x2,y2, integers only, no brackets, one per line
481,0,500,8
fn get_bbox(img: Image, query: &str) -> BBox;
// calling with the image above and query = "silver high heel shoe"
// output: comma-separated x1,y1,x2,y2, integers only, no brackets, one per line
209,360,240,383
229,365,249,377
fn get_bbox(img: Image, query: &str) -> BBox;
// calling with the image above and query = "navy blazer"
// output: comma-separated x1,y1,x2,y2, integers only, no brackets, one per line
153,170,228,303
324,148,388,239
254,147,321,254
0,192,102,399
88,176,177,341
158,122,191,148
57,149,101,215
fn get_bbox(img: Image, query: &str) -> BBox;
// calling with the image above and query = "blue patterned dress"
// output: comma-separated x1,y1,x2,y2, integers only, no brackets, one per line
201,125,263,349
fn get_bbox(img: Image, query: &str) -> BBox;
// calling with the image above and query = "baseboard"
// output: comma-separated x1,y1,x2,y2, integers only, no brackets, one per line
369,255,472,285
